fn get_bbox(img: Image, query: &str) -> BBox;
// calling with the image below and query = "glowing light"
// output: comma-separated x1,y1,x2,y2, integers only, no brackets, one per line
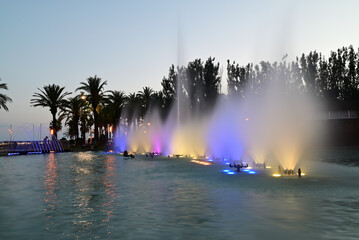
227,171,236,175
208,159,213,162
272,174,281,177
248,171,256,174
222,170,230,173
265,166,272,169
242,169,250,172
8,152,19,156
50,129,54,135
190,160,212,166
27,151,42,154
147,122,151,126
245,118,249,121
225,162,230,165
109,126,113,133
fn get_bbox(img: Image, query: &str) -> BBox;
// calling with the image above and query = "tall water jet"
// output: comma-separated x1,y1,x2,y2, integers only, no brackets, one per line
258,79,323,171
206,96,245,160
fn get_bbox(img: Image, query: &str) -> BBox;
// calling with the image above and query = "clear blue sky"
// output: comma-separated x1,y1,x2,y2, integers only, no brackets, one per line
1,0,359,140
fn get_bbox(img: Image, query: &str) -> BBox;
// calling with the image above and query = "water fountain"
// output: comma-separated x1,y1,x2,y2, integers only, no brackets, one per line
113,67,323,177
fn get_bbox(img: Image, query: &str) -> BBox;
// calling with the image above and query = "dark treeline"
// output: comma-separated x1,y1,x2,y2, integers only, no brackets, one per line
227,45,359,103
28,45,359,146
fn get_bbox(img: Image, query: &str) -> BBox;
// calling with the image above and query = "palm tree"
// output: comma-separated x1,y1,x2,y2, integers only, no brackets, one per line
98,104,111,143
31,84,71,138
76,75,107,143
63,95,86,139
137,86,154,119
80,110,93,144
0,79,12,111
126,92,140,127
106,90,127,134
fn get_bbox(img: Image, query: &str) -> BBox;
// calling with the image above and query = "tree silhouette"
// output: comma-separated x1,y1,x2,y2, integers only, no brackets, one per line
106,90,127,135
63,95,86,140
76,75,107,143
31,84,71,138
0,79,12,111
137,87,155,119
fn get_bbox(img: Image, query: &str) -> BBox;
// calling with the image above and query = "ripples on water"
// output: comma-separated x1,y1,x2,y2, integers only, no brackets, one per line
0,151,359,239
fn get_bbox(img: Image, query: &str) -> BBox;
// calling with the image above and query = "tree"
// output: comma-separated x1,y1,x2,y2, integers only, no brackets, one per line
137,86,154,119
80,110,93,144
161,65,177,120
203,57,221,111
31,84,71,138
0,79,12,111
63,95,86,140
76,75,107,143
106,90,127,135
186,58,204,112
125,92,140,127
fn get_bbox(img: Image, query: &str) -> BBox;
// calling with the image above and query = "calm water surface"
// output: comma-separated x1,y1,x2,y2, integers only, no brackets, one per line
0,150,359,239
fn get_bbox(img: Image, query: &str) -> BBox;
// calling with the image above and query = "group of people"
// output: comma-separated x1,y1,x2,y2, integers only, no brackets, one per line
254,162,266,168
43,135,56,142
146,152,156,158
278,166,302,177
123,150,135,158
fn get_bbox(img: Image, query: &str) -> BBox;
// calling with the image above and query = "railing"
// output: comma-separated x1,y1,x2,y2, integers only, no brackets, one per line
0,140,64,154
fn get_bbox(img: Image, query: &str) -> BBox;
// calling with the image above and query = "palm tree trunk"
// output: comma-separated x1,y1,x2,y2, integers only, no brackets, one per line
52,113,57,138
94,110,99,142
75,116,80,139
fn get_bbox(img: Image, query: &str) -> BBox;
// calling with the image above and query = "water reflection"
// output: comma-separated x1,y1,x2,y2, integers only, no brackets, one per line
72,152,96,237
100,155,119,235
43,153,58,230
32,152,359,239
71,152,119,238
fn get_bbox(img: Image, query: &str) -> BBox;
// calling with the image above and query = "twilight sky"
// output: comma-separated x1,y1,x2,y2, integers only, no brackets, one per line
1,0,359,140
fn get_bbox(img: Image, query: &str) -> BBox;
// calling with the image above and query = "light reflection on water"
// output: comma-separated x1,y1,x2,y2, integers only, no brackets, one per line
44,153,58,230
0,151,359,239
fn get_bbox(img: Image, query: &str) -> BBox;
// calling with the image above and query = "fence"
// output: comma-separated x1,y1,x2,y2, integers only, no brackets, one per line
0,140,64,155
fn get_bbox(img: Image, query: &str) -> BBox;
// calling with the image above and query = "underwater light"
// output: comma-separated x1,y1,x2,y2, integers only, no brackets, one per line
8,152,19,156
27,152,42,155
225,162,230,165
248,171,256,174
208,159,213,162
226,171,236,175
191,160,212,166
242,169,250,172
272,174,281,177
222,170,230,173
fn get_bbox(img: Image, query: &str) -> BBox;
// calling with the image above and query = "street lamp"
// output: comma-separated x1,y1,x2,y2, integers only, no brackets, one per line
80,92,86,100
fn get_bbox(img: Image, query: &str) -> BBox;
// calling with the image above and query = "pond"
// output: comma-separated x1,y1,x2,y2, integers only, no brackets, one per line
0,150,358,239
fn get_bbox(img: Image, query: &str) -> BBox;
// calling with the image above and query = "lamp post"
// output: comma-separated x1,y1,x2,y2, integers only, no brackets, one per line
9,124,12,141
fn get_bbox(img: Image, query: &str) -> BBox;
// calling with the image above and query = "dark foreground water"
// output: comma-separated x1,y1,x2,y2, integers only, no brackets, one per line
0,150,359,239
